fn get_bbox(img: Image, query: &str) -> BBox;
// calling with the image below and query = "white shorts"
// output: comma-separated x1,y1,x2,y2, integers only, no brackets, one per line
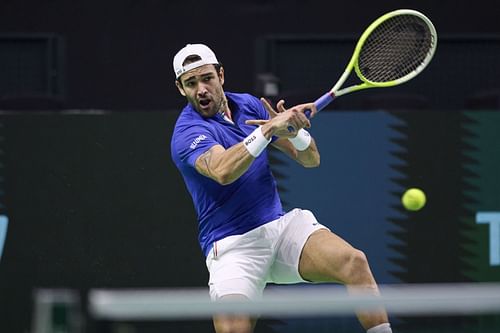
205,208,328,300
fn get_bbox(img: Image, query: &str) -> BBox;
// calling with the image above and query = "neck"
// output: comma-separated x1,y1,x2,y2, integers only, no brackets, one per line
218,95,232,121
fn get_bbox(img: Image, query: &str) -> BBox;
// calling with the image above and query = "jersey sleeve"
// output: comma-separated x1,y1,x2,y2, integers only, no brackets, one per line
172,123,219,168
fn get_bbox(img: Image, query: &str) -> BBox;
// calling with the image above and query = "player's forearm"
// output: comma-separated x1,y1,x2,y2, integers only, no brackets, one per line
286,128,320,168
197,126,278,185
195,143,256,185
212,143,256,184
271,136,320,168
296,138,320,168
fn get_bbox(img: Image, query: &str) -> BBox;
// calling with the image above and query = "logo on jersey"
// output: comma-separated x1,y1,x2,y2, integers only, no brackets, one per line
190,134,207,149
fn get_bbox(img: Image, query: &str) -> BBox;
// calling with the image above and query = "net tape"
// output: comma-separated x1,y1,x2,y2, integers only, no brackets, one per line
89,283,500,320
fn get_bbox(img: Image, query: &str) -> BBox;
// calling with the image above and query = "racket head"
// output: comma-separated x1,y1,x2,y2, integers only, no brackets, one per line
352,9,437,87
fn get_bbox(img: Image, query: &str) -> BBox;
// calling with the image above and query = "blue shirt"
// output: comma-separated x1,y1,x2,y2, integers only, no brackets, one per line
171,92,284,256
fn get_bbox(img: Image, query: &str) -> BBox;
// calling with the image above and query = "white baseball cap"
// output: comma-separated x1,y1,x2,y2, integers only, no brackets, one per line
173,44,219,79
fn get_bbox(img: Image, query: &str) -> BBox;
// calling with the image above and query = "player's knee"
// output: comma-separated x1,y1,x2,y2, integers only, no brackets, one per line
345,249,370,280
214,317,253,333
216,325,252,333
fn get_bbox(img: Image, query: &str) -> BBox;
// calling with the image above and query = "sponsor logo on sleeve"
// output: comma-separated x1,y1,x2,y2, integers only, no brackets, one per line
190,134,207,149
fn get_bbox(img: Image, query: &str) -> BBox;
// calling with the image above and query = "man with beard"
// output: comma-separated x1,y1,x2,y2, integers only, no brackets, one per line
170,44,391,333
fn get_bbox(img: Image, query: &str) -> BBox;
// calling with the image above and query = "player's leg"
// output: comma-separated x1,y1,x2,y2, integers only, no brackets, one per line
298,229,390,332
206,226,275,333
212,294,256,333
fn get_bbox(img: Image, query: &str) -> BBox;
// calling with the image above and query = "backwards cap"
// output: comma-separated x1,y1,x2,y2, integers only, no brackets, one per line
173,44,219,79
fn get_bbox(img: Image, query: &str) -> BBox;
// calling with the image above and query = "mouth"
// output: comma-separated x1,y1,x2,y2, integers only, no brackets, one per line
198,98,212,110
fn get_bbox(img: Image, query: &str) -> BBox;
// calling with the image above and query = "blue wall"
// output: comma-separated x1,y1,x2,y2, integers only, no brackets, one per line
274,111,405,284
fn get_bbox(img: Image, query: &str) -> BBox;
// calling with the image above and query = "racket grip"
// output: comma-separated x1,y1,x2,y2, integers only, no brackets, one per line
287,108,313,132
286,92,334,132
315,92,335,112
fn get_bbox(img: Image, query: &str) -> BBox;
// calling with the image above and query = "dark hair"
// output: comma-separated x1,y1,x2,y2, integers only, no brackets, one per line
182,55,202,66
177,55,222,83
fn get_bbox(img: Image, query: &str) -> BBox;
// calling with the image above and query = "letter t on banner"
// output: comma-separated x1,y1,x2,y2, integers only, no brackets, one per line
476,212,500,266
0,215,8,261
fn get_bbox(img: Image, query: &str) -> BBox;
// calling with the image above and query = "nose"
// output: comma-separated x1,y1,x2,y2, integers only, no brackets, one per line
196,82,208,97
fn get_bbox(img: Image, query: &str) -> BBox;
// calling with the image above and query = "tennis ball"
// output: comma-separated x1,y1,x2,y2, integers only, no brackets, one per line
402,188,426,211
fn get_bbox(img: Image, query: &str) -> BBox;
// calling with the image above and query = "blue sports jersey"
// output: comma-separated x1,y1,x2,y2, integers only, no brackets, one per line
171,92,284,256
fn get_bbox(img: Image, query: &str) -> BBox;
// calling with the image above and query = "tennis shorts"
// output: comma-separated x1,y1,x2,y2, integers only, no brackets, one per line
205,208,328,300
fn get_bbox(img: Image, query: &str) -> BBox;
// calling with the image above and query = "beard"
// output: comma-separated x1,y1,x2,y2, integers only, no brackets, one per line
192,87,226,118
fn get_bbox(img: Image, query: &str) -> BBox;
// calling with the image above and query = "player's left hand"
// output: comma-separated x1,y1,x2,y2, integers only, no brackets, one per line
246,98,313,138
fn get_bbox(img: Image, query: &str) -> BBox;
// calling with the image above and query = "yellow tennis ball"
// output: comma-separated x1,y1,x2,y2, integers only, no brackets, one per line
402,188,426,211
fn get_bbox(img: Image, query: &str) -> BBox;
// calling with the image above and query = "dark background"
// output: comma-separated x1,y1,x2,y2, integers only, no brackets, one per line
1,1,500,333
1,0,500,110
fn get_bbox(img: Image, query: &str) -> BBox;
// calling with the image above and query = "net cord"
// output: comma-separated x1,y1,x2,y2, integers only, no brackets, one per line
88,283,500,320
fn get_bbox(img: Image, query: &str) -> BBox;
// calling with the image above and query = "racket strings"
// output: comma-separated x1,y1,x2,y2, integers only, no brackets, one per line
358,14,433,83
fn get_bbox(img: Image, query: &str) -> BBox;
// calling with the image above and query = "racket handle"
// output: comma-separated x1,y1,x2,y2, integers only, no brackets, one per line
287,92,335,132
315,92,335,112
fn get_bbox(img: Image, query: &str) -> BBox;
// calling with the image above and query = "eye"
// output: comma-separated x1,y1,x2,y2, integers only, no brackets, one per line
184,81,195,87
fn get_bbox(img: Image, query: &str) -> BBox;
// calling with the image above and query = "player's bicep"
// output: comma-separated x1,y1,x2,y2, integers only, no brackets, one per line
195,144,226,180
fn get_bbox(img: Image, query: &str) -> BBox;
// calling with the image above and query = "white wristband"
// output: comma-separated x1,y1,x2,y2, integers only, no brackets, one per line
243,126,271,157
288,128,312,151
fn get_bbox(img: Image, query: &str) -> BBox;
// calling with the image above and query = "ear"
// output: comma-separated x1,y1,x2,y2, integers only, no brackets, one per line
218,67,225,86
175,80,186,97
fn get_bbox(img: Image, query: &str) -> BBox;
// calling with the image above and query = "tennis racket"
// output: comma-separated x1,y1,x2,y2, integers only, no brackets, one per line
288,9,437,131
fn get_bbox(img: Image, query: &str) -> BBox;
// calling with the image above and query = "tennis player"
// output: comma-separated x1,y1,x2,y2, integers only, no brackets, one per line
171,43,392,333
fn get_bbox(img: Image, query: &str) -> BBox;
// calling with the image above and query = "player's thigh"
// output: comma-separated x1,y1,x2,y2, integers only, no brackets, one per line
298,229,364,283
206,230,273,300
213,294,257,333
